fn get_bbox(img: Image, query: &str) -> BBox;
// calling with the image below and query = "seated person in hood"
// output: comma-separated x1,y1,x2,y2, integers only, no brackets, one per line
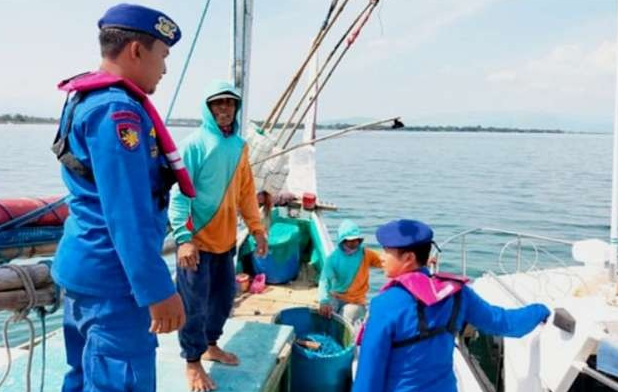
318,219,382,325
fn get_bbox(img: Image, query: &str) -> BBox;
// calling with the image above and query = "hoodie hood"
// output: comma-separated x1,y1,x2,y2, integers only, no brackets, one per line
337,219,363,245
202,80,242,136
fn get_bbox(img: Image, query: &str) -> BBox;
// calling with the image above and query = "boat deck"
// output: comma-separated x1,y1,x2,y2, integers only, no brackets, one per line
0,318,295,392
0,269,318,392
473,266,618,392
232,266,319,323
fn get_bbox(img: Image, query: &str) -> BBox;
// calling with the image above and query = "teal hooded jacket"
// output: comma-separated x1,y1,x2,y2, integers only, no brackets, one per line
318,220,367,304
168,80,264,253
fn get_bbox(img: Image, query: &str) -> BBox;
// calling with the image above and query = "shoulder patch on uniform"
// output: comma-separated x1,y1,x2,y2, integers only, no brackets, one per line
116,123,141,151
111,110,141,123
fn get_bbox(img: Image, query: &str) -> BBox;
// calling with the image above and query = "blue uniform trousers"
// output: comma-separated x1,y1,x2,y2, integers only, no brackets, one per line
176,248,236,361
62,291,157,392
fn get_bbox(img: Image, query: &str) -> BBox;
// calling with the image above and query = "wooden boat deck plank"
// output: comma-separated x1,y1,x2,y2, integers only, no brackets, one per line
232,279,318,323
0,319,294,392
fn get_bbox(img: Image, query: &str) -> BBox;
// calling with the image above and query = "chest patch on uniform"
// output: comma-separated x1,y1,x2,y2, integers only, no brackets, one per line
111,110,141,123
116,123,141,150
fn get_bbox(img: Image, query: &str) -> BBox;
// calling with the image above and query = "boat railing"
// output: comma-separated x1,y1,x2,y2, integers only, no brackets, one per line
437,227,575,278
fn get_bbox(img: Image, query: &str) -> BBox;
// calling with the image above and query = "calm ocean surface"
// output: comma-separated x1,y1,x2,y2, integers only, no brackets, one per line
0,124,612,345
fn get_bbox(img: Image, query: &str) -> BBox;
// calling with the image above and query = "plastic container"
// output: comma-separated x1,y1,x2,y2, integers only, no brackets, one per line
235,273,250,293
251,222,300,284
273,307,355,392
302,192,316,210
249,273,266,294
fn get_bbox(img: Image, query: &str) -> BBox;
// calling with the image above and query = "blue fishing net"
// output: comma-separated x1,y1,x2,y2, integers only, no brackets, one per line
298,333,344,358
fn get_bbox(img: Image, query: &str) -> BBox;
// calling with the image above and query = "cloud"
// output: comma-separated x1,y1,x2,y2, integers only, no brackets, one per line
367,0,505,54
486,40,616,93
481,39,616,120
589,40,616,73
486,71,517,83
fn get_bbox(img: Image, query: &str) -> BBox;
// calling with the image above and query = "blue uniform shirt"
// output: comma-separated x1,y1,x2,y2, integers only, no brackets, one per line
353,270,549,392
52,86,176,307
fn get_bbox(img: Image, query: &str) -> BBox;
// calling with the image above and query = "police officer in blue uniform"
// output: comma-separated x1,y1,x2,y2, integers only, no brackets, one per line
52,4,186,392
352,219,550,392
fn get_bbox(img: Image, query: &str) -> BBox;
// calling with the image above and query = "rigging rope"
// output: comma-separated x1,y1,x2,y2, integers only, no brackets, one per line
36,308,48,392
0,262,59,392
0,264,39,392
0,315,36,392
164,0,213,125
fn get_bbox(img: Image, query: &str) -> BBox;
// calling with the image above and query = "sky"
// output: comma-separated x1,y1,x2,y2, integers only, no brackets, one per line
0,0,617,132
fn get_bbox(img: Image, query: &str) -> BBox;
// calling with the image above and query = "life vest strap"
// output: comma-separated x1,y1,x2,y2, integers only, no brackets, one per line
392,291,462,349
51,92,94,182
50,89,173,209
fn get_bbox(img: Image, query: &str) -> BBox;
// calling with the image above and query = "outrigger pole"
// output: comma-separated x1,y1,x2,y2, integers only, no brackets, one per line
251,116,401,166
275,1,376,147
279,1,381,149
263,0,353,133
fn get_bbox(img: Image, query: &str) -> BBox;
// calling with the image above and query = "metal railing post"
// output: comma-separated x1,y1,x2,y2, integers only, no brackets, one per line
516,235,521,273
461,235,467,277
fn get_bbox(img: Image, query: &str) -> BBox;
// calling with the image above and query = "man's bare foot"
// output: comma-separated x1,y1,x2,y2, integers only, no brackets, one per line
201,345,240,366
186,361,216,391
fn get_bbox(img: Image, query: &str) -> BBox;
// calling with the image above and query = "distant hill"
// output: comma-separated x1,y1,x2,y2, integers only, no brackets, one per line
3,110,611,133
0,113,593,134
406,111,611,134
320,116,377,125
0,114,56,124
320,112,611,133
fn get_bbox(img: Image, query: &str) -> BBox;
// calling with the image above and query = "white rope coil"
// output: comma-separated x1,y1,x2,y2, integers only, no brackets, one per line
0,264,57,392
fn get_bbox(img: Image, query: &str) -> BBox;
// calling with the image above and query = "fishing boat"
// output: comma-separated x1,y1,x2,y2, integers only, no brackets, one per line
0,1,398,391
432,228,618,392
4,1,617,392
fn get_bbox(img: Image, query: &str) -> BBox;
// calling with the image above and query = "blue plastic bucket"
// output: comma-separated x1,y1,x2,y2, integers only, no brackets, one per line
273,307,355,392
252,223,300,284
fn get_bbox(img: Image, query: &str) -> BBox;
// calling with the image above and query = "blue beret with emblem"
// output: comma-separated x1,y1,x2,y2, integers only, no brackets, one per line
98,3,181,47
376,219,434,248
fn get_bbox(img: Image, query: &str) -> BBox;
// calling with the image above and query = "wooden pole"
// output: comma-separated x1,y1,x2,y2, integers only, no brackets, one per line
0,264,52,291
0,244,58,261
263,0,352,132
3,238,177,262
0,284,56,311
274,2,374,145
281,3,379,149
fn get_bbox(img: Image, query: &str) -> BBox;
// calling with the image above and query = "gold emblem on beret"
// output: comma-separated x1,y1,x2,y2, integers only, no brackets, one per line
154,16,177,40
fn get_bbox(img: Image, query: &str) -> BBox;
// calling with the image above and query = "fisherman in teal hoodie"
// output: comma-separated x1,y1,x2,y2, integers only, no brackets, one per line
318,220,382,325
168,80,267,392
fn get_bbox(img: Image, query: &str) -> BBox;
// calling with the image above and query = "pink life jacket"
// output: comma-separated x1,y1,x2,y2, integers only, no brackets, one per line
356,271,469,346
56,71,196,198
